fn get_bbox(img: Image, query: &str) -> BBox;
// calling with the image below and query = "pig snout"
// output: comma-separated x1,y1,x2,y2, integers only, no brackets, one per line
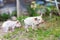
36,20,44,26
15,22,21,28
16,24,21,28
36,24,40,26
41,20,45,23
39,20,45,24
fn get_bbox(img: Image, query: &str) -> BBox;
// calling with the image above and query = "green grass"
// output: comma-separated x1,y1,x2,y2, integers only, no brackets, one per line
2,15,60,40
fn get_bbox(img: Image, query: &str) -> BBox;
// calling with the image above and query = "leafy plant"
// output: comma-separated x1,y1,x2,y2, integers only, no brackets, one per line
17,16,28,21
27,4,39,17
0,14,2,21
0,13,11,21
46,6,58,16
17,16,28,25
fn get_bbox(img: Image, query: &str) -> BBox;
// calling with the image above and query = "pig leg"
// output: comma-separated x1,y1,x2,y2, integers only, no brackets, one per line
32,25,37,31
32,25,36,31
11,26,15,32
25,25,29,32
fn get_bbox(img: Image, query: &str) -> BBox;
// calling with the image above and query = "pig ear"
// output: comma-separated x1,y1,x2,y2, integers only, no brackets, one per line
34,18,37,21
40,15,42,17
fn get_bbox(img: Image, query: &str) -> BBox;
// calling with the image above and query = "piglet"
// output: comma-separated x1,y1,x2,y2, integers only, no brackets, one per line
1,20,21,32
24,16,44,32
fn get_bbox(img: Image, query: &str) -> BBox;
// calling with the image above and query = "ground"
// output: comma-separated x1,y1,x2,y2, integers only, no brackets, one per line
0,16,60,40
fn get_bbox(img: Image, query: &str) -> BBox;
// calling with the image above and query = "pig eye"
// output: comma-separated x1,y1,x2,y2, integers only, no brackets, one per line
34,18,37,21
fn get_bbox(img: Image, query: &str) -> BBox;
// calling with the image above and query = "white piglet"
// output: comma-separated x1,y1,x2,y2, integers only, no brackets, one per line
2,20,21,32
24,16,44,32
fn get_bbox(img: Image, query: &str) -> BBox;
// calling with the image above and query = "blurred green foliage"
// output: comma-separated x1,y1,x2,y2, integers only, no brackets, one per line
27,4,39,17
0,11,17,21
0,13,10,21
